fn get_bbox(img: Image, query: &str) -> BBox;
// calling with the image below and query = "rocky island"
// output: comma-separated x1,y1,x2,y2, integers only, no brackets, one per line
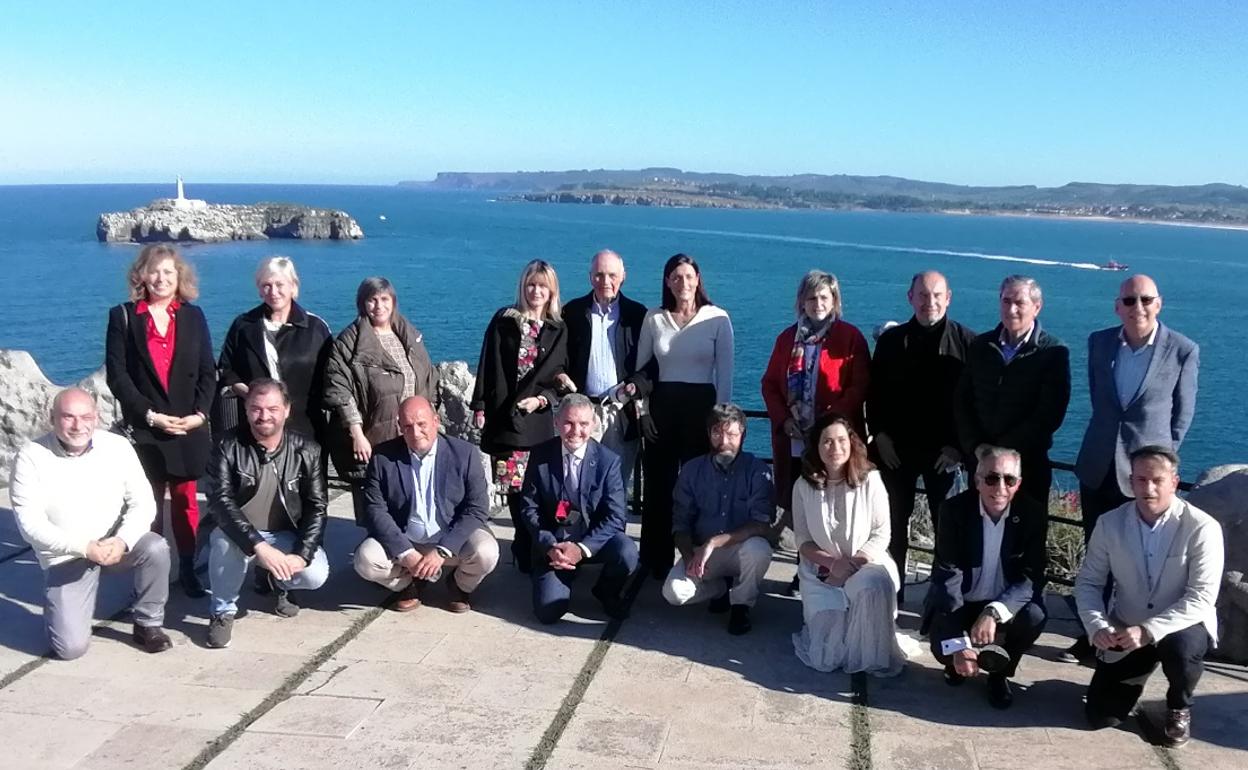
97,178,364,243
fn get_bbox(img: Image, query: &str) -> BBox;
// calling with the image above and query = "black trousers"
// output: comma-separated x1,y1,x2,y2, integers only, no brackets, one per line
930,599,1048,677
1086,623,1210,717
879,456,957,575
508,492,533,571
640,382,714,572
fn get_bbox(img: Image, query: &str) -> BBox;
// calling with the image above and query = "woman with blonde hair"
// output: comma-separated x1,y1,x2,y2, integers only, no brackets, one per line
791,413,910,676
217,256,333,441
471,259,571,572
105,244,217,597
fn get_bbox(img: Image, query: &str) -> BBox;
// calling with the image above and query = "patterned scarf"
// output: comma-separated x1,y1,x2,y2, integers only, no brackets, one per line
786,315,835,432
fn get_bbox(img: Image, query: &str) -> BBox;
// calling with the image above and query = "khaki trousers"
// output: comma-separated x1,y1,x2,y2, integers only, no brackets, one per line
661,536,773,608
354,528,499,593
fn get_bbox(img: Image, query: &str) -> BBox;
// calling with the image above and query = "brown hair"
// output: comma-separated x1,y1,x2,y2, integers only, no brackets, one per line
799,412,875,489
127,244,200,303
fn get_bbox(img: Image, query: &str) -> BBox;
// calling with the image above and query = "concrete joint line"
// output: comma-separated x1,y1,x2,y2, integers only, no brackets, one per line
848,671,872,770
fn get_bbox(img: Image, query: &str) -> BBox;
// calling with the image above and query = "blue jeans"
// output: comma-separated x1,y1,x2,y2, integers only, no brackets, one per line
209,528,329,616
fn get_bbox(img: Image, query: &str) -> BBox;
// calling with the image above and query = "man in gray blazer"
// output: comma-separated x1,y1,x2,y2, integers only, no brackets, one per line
1069,274,1199,660
1076,446,1223,748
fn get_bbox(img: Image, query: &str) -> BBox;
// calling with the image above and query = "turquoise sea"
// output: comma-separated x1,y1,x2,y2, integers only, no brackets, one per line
1,184,1244,479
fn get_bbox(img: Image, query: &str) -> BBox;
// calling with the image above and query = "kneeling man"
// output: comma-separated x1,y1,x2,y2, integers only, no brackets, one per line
208,379,330,647
927,445,1048,709
1077,446,1223,748
521,394,639,623
662,403,774,635
11,387,172,658
355,396,499,612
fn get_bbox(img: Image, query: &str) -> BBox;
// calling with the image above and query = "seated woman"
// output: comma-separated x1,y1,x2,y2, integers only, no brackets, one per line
792,413,911,676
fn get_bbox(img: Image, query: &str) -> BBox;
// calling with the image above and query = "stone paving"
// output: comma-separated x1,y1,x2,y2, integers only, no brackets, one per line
0,487,1245,769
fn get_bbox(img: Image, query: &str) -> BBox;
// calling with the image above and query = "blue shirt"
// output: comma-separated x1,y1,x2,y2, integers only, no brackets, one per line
672,451,774,546
997,325,1034,364
585,298,621,397
404,443,441,544
1113,325,1157,407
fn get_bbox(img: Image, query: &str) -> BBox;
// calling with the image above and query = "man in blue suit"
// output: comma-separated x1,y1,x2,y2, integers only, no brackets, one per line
355,396,499,613
520,393,639,624
1066,274,1199,661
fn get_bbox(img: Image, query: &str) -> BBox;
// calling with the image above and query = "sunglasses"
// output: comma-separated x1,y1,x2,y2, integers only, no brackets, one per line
1119,295,1157,307
979,472,1020,488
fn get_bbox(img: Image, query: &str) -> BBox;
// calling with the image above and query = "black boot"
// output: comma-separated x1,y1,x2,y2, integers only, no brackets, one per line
179,558,207,599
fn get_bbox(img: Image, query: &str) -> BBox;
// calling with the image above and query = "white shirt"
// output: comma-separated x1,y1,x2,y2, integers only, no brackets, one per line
9,431,157,569
1135,500,1180,593
403,442,441,545
1114,325,1158,407
966,501,1014,621
262,316,283,380
635,305,734,402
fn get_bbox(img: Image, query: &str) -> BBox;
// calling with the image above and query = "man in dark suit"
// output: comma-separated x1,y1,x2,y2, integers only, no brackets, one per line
1066,274,1200,661
926,445,1048,710
560,249,649,492
867,270,976,592
355,396,499,613
955,275,1071,506
520,393,639,624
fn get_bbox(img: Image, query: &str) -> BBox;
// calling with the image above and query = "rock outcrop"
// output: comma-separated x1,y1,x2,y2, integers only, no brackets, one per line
1188,464,1248,663
97,199,364,243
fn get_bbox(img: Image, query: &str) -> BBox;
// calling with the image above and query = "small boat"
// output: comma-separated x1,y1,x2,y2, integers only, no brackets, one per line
1102,259,1128,271
378,214,387,221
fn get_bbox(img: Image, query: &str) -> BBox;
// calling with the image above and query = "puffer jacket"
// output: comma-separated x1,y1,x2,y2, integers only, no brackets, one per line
209,427,328,564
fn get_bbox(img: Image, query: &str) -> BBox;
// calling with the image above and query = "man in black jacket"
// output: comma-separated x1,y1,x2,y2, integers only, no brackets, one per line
955,275,1071,506
867,270,975,588
206,378,329,648
926,445,1048,709
561,249,648,492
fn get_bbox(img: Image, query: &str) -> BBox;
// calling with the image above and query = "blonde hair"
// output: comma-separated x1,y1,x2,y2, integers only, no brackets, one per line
127,245,200,303
513,259,562,321
795,270,842,320
254,256,300,300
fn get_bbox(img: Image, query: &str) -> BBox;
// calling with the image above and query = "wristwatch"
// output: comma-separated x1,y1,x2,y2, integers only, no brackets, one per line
983,605,1004,623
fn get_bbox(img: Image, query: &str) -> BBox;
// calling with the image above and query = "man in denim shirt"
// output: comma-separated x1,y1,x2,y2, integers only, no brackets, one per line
662,403,775,634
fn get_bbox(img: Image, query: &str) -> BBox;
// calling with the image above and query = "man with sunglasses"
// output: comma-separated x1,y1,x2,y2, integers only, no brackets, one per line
925,445,1048,710
1068,275,1199,662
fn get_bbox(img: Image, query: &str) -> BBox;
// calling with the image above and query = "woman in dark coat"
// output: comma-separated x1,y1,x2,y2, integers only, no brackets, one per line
471,259,570,572
217,256,332,441
323,277,438,519
105,244,217,597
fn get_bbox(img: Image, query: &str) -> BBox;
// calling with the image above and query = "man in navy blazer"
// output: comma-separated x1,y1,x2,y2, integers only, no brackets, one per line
354,397,499,613
520,393,639,624
1068,275,1199,660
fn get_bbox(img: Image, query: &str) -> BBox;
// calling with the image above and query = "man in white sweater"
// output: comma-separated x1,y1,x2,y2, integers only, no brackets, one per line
9,387,173,659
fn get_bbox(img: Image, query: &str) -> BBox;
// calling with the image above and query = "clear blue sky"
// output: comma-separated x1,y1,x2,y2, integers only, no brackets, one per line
4,1,1247,187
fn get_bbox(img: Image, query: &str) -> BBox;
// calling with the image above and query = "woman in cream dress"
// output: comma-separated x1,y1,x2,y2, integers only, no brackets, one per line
792,413,913,676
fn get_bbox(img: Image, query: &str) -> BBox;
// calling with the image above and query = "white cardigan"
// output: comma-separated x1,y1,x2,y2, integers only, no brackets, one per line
635,305,734,402
793,471,892,565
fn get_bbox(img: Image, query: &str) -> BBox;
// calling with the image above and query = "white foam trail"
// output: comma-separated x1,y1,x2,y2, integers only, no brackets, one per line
640,224,1105,270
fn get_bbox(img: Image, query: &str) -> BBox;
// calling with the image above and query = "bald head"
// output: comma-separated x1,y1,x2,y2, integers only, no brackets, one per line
908,270,951,327
1115,273,1162,344
589,249,625,303
51,387,98,452
398,396,440,455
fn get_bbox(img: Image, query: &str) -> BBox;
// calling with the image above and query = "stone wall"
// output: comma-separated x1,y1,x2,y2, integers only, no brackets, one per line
1189,464,1248,663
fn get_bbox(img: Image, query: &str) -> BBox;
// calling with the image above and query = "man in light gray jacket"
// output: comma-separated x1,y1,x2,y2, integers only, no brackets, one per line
1076,446,1223,748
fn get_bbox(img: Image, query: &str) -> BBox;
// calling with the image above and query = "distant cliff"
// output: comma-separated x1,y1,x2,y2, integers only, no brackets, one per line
97,199,365,243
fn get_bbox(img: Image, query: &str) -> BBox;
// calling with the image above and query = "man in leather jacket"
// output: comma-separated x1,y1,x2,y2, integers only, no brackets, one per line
206,378,329,648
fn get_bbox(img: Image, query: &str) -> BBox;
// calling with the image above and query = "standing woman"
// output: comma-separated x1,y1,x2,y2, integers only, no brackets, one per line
631,253,734,578
471,259,569,573
761,270,870,590
105,245,217,597
217,256,332,441
323,277,438,519
791,413,908,676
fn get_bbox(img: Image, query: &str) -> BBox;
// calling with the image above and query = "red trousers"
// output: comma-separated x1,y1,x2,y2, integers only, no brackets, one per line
150,479,200,555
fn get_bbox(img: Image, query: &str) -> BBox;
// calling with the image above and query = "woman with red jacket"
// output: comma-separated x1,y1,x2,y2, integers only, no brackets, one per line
761,270,871,585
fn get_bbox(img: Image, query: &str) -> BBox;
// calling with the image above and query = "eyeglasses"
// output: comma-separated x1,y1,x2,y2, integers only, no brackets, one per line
1119,295,1157,307
979,473,1020,488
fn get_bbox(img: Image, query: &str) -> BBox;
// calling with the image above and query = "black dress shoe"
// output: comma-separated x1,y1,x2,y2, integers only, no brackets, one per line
132,624,173,654
976,644,1011,675
727,605,752,635
943,666,966,687
1163,708,1191,748
708,578,732,614
592,584,630,620
1060,635,1094,664
987,674,1013,709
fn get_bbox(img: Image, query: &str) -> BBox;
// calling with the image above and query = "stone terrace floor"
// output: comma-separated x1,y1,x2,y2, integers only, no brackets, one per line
0,487,1244,770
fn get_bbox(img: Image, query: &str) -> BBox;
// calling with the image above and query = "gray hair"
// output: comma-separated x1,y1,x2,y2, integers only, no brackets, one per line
50,387,98,418
999,275,1042,303
706,402,747,434
255,256,301,299
557,393,594,416
794,270,842,320
974,444,1021,468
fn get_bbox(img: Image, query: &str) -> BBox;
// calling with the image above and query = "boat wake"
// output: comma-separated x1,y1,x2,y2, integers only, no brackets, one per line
640,225,1105,270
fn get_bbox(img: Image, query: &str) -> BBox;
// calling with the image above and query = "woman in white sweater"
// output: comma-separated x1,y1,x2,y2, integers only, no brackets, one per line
629,253,733,576
792,412,911,676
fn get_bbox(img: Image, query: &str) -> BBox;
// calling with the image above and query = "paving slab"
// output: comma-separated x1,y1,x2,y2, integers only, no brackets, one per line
71,723,218,770
246,693,382,738
0,710,125,769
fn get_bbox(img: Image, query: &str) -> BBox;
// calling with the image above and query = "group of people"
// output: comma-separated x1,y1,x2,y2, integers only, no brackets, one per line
7,244,1222,749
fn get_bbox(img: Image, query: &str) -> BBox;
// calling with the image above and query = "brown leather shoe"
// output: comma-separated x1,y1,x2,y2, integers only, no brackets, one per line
393,580,423,612
132,624,172,654
446,573,472,614
1163,708,1191,747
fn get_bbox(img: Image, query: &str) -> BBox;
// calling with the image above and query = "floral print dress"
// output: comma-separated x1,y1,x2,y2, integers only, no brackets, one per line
492,319,541,492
